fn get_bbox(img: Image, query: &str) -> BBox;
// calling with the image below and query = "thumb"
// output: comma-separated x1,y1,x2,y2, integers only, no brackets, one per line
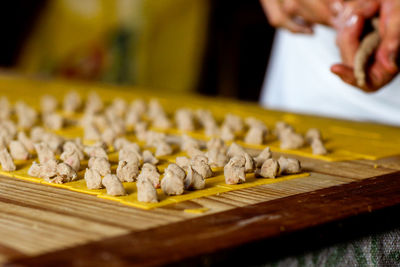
376,38,399,73
331,64,357,85
358,0,380,17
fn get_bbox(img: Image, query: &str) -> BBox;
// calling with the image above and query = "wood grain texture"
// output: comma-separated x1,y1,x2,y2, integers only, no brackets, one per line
271,151,395,180
0,154,398,264
7,172,400,267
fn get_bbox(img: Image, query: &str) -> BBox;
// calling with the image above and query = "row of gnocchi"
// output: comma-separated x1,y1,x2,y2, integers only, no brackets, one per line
0,91,327,155
0,92,312,204
77,92,328,155
0,124,303,203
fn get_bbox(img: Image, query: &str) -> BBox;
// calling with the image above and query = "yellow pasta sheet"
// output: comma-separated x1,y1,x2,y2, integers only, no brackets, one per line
0,75,399,209
0,159,309,210
0,75,399,162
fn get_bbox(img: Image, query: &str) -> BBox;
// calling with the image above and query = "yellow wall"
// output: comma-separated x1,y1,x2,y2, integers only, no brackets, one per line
18,0,209,93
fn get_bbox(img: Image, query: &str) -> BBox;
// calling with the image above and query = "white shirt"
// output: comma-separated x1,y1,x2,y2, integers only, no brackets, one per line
260,25,400,126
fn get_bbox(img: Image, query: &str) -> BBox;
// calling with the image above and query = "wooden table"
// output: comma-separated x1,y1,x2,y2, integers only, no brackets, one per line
1,76,400,266
2,151,400,266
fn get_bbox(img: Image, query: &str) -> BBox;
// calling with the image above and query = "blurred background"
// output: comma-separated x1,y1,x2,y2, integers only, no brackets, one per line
0,0,275,102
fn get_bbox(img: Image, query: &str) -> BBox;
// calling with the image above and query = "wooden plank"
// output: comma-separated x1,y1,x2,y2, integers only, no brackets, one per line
0,152,395,263
271,151,396,180
8,172,400,266
0,171,348,262
369,155,400,170
0,177,189,229
245,149,397,180
198,173,356,208
0,164,388,263
0,176,194,262
0,244,26,264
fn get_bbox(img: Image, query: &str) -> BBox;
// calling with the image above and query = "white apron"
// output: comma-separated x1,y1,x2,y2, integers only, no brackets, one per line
260,25,400,126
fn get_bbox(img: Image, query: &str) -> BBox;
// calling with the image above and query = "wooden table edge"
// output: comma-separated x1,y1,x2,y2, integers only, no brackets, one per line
7,171,400,267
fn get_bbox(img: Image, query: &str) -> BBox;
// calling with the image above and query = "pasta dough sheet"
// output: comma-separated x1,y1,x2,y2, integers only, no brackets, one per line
0,75,399,209
0,160,309,210
1,76,399,162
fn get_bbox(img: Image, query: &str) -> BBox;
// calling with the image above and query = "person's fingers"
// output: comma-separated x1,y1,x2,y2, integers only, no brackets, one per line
331,61,397,93
260,0,313,33
282,0,300,16
336,14,365,66
332,0,397,92
376,0,400,73
283,0,332,26
329,0,345,16
284,18,314,33
330,64,358,86
367,54,398,90
356,0,380,17
303,0,334,25
260,0,287,27
376,37,400,73
333,0,380,66
282,0,314,24
331,63,378,92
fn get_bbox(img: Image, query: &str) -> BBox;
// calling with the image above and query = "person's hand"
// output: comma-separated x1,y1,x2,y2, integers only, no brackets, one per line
259,0,336,34
332,0,380,65
331,0,400,92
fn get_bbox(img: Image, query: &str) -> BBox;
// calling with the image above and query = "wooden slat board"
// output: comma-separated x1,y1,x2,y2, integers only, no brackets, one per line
10,172,400,267
0,75,400,265
1,152,400,265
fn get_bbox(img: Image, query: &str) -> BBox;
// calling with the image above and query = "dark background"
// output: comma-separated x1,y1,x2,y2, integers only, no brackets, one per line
0,1,46,67
0,0,275,102
197,1,275,101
